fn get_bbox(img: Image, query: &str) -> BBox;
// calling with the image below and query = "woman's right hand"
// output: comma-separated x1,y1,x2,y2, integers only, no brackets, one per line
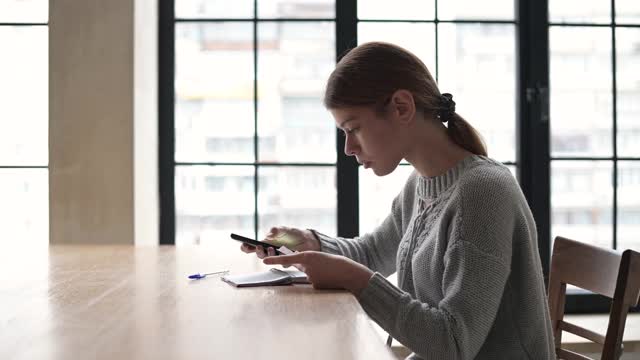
240,226,321,259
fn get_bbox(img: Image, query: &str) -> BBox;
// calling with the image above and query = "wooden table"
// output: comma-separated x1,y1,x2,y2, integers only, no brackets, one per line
0,242,396,360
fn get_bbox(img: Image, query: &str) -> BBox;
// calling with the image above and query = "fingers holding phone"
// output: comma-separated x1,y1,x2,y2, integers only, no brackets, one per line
240,242,258,254
234,233,280,259
263,226,321,252
247,243,277,259
235,227,320,260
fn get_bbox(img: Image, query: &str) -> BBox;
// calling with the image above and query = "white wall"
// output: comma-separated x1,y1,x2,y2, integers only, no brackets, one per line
49,0,158,245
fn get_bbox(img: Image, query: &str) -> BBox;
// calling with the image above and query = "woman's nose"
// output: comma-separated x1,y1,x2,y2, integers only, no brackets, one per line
344,134,359,156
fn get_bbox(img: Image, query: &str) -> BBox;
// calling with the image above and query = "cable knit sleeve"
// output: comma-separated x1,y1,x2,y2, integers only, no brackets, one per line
308,173,419,277
355,167,516,359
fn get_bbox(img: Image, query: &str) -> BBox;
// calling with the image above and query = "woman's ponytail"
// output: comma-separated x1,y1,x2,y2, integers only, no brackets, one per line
436,93,487,156
446,114,488,156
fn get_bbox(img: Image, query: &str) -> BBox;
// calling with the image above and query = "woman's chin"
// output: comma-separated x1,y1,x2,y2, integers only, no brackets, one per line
371,164,392,177
369,161,401,177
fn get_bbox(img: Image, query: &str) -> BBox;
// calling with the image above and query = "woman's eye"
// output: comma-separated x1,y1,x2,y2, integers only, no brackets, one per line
340,127,359,136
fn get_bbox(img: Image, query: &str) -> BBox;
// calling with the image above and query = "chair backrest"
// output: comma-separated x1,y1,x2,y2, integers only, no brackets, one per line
548,236,640,360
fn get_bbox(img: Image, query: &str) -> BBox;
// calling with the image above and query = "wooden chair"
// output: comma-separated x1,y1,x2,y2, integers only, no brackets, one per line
548,236,640,360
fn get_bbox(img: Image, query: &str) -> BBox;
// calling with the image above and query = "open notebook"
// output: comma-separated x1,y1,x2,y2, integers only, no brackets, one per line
221,268,309,287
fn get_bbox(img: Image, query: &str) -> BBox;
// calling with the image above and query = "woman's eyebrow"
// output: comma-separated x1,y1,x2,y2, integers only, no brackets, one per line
338,117,357,129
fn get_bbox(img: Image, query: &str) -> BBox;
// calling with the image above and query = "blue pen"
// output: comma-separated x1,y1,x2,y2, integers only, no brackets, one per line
188,270,229,280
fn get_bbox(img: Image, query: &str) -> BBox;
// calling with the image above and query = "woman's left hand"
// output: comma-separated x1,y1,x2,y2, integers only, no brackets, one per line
263,252,374,295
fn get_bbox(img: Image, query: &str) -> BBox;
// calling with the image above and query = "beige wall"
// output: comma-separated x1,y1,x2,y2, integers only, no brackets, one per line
49,0,158,245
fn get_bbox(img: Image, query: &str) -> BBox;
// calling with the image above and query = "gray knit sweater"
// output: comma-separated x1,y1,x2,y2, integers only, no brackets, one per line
312,155,555,360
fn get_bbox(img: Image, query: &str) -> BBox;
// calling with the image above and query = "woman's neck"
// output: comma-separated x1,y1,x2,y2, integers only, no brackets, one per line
404,122,473,178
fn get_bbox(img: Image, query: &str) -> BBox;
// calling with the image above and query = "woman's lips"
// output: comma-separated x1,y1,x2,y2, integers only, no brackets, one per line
363,161,372,169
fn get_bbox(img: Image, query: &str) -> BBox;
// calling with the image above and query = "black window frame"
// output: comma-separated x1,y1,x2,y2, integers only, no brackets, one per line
543,0,640,312
159,0,640,313
160,1,340,246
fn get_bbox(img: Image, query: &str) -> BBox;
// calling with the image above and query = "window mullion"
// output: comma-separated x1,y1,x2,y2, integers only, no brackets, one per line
336,0,359,238
611,0,618,250
159,0,176,245
516,0,551,283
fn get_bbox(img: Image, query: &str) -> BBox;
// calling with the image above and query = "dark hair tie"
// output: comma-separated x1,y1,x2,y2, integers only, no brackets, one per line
438,93,456,122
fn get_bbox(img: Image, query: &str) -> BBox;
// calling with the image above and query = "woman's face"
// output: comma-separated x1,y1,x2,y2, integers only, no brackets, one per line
330,105,405,176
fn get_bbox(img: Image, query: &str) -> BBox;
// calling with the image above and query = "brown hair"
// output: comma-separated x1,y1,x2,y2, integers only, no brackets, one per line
323,42,487,156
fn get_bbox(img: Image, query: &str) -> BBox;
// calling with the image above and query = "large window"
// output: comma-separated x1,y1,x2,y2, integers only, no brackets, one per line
164,1,337,245
0,0,48,245
549,1,640,254
160,1,640,311
356,1,518,234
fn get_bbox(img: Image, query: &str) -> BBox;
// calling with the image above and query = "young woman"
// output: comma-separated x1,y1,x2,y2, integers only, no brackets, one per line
241,42,555,360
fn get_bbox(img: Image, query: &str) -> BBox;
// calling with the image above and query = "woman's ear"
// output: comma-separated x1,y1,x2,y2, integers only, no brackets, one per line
390,89,416,125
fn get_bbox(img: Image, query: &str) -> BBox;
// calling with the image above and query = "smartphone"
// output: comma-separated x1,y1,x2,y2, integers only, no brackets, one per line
230,233,283,255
